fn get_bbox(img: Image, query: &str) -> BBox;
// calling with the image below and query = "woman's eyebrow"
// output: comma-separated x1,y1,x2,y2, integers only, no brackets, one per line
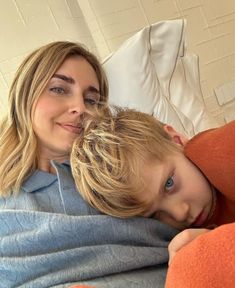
86,86,100,95
51,74,100,94
52,74,75,84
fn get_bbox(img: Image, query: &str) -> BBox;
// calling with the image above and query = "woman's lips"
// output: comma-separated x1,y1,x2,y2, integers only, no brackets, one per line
192,210,208,227
59,123,82,134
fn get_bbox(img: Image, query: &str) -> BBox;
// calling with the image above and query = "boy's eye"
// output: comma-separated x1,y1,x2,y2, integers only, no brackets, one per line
165,176,174,191
50,87,66,94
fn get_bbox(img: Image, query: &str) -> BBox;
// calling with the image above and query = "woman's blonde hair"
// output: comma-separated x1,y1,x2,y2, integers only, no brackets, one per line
71,107,182,218
0,41,108,197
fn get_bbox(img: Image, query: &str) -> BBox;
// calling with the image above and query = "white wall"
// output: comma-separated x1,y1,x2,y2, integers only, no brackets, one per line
1,0,235,124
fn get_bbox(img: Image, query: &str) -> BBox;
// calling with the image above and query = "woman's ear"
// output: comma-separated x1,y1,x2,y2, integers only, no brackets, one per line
163,125,189,146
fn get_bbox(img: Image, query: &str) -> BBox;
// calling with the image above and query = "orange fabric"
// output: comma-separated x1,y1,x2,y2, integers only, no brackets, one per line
165,223,235,288
185,120,235,226
165,121,235,288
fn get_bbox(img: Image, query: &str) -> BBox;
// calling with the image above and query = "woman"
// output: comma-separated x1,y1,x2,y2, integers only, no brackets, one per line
0,41,108,194
0,41,175,287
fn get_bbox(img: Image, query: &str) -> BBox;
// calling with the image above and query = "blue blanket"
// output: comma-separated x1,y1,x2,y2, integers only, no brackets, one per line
0,210,177,288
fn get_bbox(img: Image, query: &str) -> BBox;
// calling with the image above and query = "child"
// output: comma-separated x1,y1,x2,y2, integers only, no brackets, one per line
71,107,235,230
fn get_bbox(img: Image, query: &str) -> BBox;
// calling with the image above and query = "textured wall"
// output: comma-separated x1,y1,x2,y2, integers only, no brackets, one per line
0,0,235,124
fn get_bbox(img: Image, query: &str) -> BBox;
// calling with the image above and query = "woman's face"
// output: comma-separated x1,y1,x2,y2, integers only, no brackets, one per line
32,56,100,160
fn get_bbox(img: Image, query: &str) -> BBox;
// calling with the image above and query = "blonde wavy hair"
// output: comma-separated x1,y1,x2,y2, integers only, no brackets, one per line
0,41,108,197
71,108,182,217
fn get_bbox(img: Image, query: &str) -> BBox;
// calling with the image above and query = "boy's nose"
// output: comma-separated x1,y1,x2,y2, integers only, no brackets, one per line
171,202,190,223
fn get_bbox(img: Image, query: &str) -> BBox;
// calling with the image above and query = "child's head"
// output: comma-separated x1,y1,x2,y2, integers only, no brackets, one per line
71,108,214,230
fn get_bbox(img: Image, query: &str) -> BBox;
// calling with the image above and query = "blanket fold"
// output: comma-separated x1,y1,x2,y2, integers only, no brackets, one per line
0,210,177,288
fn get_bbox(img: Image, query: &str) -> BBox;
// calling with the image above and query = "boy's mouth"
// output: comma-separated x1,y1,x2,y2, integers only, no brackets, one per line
191,210,208,227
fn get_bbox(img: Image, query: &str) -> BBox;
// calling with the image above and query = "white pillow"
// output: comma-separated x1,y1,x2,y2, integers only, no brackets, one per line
102,19,218,137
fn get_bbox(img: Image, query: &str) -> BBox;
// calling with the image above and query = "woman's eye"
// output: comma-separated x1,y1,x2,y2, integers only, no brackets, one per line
85,97,99,106
165,176,174,191
50,87,66,94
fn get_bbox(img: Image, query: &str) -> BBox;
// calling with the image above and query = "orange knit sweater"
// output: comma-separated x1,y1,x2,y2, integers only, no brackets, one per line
165,120,235,288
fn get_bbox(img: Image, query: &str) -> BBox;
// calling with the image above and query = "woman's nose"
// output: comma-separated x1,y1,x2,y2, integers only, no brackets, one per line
68,95,86,115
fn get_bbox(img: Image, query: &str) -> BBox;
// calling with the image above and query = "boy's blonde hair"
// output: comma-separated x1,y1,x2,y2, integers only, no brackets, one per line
0,41,108,197
71,107,182,217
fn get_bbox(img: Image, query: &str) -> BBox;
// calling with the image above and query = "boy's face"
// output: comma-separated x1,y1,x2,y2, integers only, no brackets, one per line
141,150,214,230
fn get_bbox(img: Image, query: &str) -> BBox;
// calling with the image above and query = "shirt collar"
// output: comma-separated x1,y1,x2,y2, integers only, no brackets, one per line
21,170,57,193
21,160,71,193
62,160,71,167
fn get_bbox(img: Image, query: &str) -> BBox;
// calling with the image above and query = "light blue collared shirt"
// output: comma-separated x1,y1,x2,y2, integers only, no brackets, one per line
0,161,99,215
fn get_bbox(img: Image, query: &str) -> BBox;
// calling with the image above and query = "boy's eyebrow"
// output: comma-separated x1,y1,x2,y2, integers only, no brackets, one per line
52,74,75,84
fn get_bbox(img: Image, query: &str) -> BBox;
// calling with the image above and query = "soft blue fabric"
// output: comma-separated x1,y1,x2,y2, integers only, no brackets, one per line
0,161,178,288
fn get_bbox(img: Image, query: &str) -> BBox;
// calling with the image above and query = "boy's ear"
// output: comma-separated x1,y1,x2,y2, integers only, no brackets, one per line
163,125,189,146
